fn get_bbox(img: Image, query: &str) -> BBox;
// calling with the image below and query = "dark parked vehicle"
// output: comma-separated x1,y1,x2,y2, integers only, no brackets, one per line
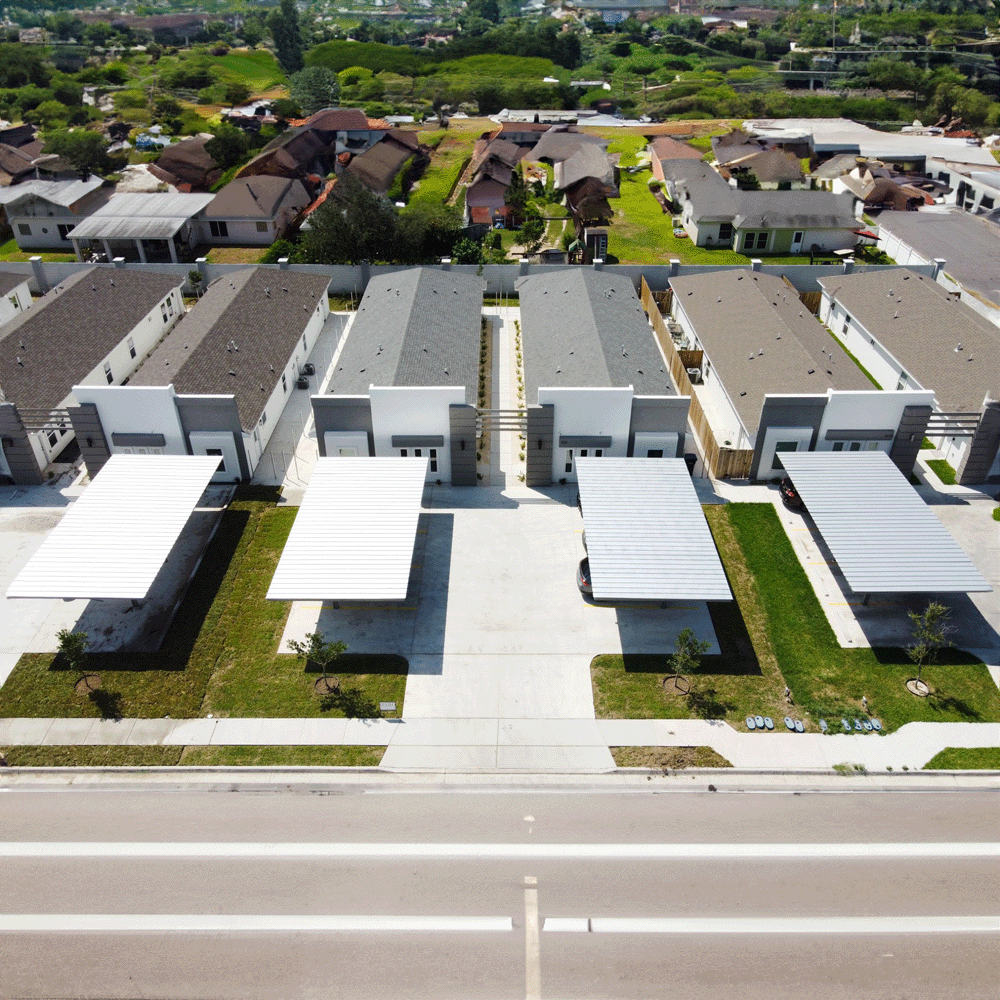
779,476,805,510
577,557,592,595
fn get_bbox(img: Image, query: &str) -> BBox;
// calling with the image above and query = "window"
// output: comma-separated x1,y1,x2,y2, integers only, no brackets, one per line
104,361,113,384
565,449,573,474
832,441,844,452
206,447,225,473
209,220,229,238
399,448,407,457
8,294,20,311
896,372,908,390
718,222,733,243
771,440,798,471
47,430,59,448
982,196,994,211
579,449,588,459
256,221,269,233
17,224,30,236
281,373,287,393
743,231,767,251
57,224,74,240
595,449,603,458
167,297,174,316
842,314,851,335
414,448,422,458
127,336,136,359
849,441,861,451
302,333,308,351
429,448,438,473
646,449,663,458
161,304,168,323
260,410,267,426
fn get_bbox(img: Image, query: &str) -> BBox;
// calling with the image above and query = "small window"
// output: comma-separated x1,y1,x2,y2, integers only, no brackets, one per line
47,430,58,448
718,222,733,242
414,448,422,458
260,410,267,426
594,449,603,458
755,231,768,250
579,449,588,459
167,297,174,316
400,448,407,457
104,361,113,384
772,440,798,471
256,221,269,233
161,305,168,323
565,449,573,474
209,220,229,238
832,441,844,452
17,223,30,236
127,336,136,359
206,447,225,473
8,294,19,310
864,441,879,451
302,333,308,351
848,441,861,451
282,373,287,393
646,449,663,458
429,448,438,473
58,224,74,240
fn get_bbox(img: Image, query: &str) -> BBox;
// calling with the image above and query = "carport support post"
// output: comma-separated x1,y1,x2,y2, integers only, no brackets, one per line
862,593,870,607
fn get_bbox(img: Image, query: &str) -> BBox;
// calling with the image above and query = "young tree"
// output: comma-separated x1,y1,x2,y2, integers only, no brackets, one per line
906,601,954,688
663,627,711,692
504,169,529,225
289,65,341,116
518,211,546,256
287,632,348,690
268,0,305,75
56,628,90,684
41,129,111,178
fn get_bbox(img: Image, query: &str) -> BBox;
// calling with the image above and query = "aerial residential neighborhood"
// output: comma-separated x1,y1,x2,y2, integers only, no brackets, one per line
0,1,997,996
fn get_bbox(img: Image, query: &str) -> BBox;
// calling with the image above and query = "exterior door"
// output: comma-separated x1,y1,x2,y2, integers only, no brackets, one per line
790,230,804,253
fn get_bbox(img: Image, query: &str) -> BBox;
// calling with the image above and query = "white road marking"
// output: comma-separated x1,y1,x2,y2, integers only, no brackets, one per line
1,842,995,859
543,916,1000,934
524,878,541,1000
1,914,513,933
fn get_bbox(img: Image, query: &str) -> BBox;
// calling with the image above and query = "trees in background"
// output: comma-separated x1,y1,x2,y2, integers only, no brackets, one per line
289,66,341,116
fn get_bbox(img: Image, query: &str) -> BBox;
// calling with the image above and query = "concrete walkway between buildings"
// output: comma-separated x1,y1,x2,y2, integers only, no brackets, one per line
1,716,996,774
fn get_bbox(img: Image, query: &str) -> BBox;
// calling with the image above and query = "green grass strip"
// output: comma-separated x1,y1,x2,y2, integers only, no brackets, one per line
926,458,957,485
923,747,1000,770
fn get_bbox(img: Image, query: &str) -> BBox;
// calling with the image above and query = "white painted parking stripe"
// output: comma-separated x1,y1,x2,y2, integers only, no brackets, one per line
0,842,995,859
544,916,1000,934
1,914,513,933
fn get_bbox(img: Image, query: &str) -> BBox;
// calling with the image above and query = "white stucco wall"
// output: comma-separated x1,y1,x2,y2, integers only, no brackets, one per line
0,279,31,326
10,213,80,249
323,431,371,457
189,430,241,483
817,388,935,448
537,386,634,483
72,384,187,455
201,219,278,246
369,385,465,482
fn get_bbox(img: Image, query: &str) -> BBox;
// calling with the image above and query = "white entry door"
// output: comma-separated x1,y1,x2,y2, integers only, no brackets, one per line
791,230,804,253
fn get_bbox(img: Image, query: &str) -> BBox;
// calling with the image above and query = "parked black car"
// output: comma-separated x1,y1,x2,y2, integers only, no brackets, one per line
779,477,805,510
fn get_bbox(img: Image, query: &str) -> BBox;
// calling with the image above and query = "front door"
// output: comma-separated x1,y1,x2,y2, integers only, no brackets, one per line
791,230,804,253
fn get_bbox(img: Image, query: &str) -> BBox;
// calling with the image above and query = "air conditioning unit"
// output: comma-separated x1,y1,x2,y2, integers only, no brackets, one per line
687,367,703,385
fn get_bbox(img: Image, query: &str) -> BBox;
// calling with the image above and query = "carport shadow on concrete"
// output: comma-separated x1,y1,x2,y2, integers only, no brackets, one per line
313,512,451,676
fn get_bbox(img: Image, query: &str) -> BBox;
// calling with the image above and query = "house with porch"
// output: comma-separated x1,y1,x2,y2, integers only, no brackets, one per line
516,267,689,486
0,178,110,252
312,267,484,485
70,268,332,483
0,267,184,485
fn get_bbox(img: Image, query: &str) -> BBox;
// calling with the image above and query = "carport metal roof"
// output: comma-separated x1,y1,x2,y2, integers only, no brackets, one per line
779,451,991,594
575,457,732,602
6,454,220,600
267,457,427,602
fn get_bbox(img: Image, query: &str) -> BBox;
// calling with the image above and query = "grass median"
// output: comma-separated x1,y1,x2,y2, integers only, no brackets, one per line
0,746,384,767
0,489,407,721
592,503,999,733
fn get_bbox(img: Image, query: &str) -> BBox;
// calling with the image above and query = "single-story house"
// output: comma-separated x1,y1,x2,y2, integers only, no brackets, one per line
344,131,421,195
0,267,185,484
667,268,934,480
71,268,332,484
200,176,311,244
658,160,738,245
148,133,222,190
719,147,807,189
312,267,484,485
516,267,689,486
67,191,216,263
730,190,861,254
648,136,703,185
0,178,110,251
817,268,1000,484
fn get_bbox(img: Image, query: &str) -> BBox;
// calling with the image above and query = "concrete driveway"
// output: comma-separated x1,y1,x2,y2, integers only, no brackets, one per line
281,482,719,722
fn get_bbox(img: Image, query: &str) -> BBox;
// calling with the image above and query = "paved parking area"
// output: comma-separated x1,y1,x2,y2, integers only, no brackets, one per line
281,482,719,722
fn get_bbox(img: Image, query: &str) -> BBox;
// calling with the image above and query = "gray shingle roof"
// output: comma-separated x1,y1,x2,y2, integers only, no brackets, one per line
129,268,331,432
732,190,858,230
528,129,607,163
816,268,1000,412
0,268,27,298
516,269,673,400
0,267,183,412
669,269,872,436
327,268,484,402
663,161,737,220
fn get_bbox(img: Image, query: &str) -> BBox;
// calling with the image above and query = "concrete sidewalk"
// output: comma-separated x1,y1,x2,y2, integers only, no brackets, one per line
1,716,996,773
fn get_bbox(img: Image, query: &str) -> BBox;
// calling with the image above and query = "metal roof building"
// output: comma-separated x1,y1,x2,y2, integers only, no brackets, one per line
575,457,732,602
267,457,427,601
6,454,220,600
67,192,215,243
779,451,991,594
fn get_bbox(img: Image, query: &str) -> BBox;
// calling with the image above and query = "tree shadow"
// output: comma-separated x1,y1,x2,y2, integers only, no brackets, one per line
685,686,738,720
318,687,381,718
88,688,123,721
927,693,982,720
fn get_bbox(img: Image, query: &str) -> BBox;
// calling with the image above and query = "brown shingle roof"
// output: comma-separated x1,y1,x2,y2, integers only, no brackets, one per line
649,136,702,162
204,176,310,219
129,268,331,432
0,267,183,412
344,135,415,193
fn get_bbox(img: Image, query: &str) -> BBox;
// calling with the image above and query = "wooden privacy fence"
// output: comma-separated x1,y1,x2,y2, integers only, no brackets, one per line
641,276,754,479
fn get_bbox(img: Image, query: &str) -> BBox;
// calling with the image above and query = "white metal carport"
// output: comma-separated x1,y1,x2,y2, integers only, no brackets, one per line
6,454,221,600
267,457,427,602
779,451,991,593
575,457,732,602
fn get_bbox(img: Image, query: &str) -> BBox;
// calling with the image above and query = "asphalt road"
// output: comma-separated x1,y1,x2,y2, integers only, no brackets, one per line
1,785,997,1000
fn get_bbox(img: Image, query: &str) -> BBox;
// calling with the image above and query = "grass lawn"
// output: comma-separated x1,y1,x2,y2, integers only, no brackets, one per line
926,458,958,485
611,746,732,768
923,747,1000,770
591,503,1000,732
409,131,477,205
0,491,408,720
0,238,75,263
215,50,287,94
0,746,384,767
200,245,270,264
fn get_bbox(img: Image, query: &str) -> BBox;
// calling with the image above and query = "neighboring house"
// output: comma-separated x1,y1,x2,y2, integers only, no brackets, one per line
930,159,1000,217
487,122,552,147
565,176,613,229
466,153,515,224
660,160,737,244
344,131,422,196
818,268,1000,484
554,143,618,195
837,169,929,213
0,144,37,187
149,134,221,190
200,176,311,244
648,136,702,184
667,268,932,480
0,269,32,327
0,178,110,251
72,268,332,484
527,128,608,167
312,267,484,485
67,191,215,263
720,148,807,189
516,267,689,486
0,267,184,485
730,190,860,254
